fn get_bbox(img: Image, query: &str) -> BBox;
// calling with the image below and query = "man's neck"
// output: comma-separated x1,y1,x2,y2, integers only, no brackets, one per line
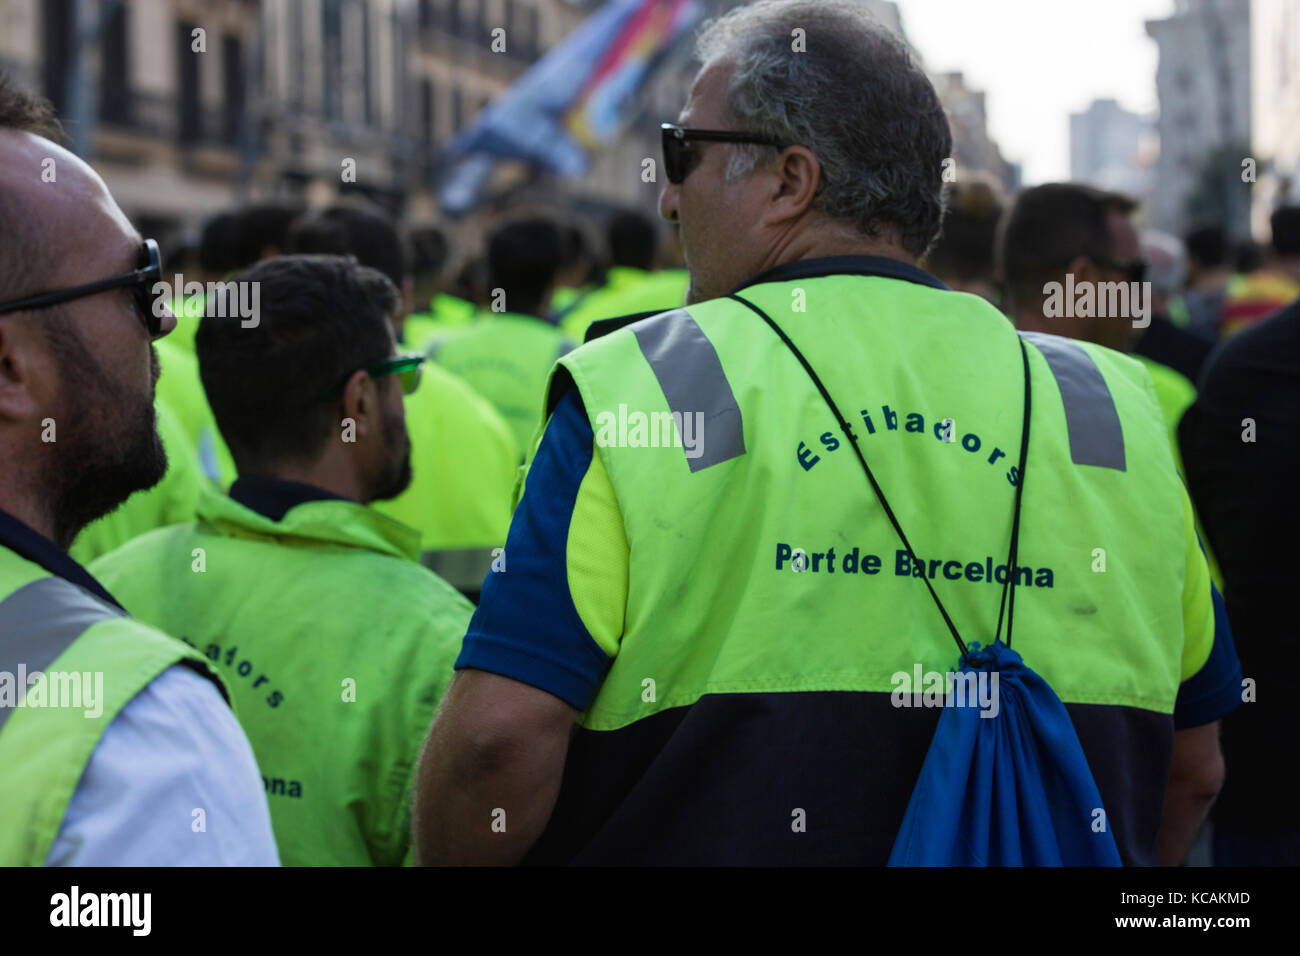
1014,308,1130,354
0,492,59,548
1191,268,1230,293
0,454,66,547
758,223,916,274
251,463,365,504
1274,258,1300,284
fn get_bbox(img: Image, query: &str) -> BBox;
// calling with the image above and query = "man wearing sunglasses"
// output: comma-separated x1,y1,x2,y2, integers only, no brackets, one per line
998,183,1241,864
415,0,1236,867
92,255,473,865
0,74,277,864
998,185,1204,490
287,202,521,602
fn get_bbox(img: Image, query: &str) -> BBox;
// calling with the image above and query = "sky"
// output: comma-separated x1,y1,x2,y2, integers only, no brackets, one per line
896,0,1177,184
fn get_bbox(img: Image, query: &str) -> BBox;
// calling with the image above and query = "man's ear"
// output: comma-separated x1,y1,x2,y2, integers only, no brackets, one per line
1068,254,1100,287
761,145,823,227
0,319,43,424
339,369,377,441
400,277,414,319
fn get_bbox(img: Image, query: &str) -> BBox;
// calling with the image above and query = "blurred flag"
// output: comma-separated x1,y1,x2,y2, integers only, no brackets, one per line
439,0,702,213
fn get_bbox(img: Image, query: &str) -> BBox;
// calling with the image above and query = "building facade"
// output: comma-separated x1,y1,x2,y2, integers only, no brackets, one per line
1069,97,1156,206
1250,0,1300,239
930,71,1020,194
0,0,683,238
1146,0,1252,237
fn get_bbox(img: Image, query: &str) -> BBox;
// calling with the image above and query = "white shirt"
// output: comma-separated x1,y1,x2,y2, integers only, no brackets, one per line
45,664,280,866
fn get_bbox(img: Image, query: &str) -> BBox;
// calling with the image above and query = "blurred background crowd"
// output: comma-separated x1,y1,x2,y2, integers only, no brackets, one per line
1,0,1298,867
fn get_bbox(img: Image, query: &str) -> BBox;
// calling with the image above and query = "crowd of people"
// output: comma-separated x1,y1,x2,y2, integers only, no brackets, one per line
1,0,1296,867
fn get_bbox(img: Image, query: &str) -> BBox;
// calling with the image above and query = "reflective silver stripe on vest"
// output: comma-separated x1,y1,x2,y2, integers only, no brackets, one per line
0,577,123,732
1021,332,1126,471
630,309,746,472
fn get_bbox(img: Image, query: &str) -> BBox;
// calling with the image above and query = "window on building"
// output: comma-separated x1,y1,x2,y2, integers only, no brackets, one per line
392,6,406,131
421,78,435,144
288,0,304,109
362,0,374,127
433,0,451,30
222,35,245,145
323,0,343,121
99,0,130,124
471,0,485,40
525,5,540,59
42,0,75,116
177,21,202,144
508,0,534,60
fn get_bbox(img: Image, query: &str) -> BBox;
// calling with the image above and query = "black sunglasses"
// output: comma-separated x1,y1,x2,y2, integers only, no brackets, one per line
660,122,786,185
0,238,164,336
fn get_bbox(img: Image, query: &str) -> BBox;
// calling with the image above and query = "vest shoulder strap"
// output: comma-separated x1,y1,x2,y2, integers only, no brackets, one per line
0,574,225,865
1020,332,1166,472
554,306,748,473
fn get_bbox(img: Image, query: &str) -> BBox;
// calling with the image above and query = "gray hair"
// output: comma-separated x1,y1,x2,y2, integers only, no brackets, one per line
696,0,952,257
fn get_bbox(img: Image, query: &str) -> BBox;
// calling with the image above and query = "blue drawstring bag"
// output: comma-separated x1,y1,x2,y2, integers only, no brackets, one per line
731,294,1123,867
887,639,1121,865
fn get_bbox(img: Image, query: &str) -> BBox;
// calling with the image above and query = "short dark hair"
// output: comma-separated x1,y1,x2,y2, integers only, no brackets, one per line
1270,205,1300,257
560,223,589,271
198,212,237,275
0,71,65,142
288,201,407,289
1184,223,1226,269
408,225,449,282
607,211,658,270
1233,238,1262,273
486,218,563,315
199,202,303,275
450,256,486,304
196,255,397,473
560,221,601,289
996,182,1138,311
923,178,1004,283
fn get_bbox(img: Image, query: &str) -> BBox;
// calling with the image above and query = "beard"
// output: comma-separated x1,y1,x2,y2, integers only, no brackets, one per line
45,335,168,550
367,400,413,503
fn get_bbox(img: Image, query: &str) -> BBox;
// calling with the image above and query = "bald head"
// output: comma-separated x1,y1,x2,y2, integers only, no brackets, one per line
0,73,174,548
0,129,144,303
0,73,67,301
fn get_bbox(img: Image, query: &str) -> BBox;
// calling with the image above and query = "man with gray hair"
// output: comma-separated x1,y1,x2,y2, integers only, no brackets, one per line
414,0,1237,866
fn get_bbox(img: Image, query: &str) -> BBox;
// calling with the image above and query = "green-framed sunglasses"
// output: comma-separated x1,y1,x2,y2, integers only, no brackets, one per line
320,352,425,400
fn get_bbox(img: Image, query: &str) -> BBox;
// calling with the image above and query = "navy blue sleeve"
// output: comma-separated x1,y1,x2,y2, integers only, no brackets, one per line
454,389,612,710
1173,582,1243,729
